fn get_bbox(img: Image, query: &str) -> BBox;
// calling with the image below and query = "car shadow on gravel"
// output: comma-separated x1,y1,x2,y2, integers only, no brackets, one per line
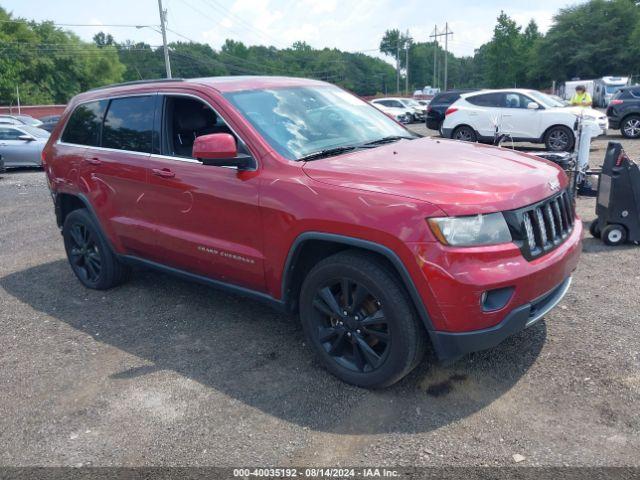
1,259,546,435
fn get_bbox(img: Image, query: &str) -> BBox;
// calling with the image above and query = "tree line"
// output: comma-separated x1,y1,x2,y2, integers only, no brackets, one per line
1,0,639,106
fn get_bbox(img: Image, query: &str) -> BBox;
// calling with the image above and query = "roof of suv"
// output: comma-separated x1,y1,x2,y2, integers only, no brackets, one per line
86,76,328,97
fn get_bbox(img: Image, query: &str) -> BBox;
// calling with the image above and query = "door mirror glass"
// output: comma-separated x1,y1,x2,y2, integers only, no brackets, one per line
527,102,540,110
193,133,254,170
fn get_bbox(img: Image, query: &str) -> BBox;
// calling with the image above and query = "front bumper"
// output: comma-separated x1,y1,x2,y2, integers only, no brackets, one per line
431,276,572,360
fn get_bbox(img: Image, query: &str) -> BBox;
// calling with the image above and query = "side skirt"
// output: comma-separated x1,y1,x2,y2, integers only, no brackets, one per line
118,255,287,312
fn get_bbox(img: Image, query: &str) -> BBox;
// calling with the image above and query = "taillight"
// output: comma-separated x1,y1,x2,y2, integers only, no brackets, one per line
610,99,624,105
615,151,628,167
445,107,458,116
427,105,432,112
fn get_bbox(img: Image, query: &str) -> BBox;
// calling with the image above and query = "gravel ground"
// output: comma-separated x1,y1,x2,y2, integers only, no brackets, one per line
0,127,639,468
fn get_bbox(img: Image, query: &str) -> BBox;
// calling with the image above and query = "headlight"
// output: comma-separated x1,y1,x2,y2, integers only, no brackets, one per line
427,213,512,246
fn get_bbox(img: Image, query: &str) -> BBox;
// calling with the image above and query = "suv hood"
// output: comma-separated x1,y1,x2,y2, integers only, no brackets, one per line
559,106,606,119
302,137,566,216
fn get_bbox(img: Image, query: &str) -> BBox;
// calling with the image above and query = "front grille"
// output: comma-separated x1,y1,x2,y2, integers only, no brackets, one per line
504,190,575,261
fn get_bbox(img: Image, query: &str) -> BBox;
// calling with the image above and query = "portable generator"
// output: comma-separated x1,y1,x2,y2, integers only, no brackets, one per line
589,142,640,246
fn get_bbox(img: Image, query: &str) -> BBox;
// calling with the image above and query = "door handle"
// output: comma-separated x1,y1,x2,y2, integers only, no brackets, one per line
0,142,7,146
152,168,175,178
85,157,102,165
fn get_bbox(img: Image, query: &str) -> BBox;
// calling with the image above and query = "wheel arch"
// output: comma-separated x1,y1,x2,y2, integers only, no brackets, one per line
55,192,88,228
281,232,436,335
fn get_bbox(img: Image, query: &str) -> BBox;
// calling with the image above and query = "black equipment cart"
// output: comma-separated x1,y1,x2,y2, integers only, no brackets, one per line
589,142,640,246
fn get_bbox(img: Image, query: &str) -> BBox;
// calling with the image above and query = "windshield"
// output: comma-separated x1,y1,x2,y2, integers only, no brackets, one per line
605,85,625,94
401,99,421,107
16,116,42,126
224,85,411,160
20,125,50,138
527,91,566,108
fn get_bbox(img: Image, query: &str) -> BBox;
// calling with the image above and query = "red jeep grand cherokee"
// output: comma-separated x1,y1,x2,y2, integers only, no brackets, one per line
43,77,581,388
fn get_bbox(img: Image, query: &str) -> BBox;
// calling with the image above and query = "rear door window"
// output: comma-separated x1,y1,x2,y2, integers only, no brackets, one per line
102,96,155,153
61,100,108,146
466,93,505,107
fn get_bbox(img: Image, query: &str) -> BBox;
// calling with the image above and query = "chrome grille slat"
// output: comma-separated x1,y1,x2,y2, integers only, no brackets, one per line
519,190,575,260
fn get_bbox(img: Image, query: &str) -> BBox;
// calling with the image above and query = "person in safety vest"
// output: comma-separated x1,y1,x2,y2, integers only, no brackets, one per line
570,85,592,107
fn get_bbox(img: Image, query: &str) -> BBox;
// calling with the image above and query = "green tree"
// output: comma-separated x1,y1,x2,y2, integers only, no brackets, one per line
483,11,525,88
537,0,640,84
0,7,124,104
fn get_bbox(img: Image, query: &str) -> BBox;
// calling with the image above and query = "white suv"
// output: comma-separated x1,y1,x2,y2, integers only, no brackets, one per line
442,89,608,151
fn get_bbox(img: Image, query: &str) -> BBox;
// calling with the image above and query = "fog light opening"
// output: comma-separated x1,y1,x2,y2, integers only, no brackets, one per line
481,287,514,312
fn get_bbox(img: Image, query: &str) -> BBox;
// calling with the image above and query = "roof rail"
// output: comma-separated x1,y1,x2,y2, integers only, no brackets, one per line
88,78,185,92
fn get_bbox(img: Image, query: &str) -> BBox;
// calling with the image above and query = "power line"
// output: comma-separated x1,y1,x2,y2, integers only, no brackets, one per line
0,19,158,28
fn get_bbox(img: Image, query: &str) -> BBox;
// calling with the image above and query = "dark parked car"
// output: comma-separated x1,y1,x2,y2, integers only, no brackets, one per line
426,89,474,131
39,115,61,133
607,86,640,139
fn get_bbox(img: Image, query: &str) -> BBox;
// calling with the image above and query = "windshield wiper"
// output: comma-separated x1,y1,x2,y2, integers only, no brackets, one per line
363,135,415,146
298,145,358,162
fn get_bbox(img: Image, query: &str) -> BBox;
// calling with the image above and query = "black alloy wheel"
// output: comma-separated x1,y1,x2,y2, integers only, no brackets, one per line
67,223,102,285
299,251,426,388
311,278,390,373
63,209,130,289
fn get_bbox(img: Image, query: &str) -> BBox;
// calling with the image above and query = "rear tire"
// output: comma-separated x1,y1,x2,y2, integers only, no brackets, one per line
63,209,130,289
544,125,574,152
452,125,477,143
589,219,601,239
299,250,426,388
621,115,640,139
601,224,627,246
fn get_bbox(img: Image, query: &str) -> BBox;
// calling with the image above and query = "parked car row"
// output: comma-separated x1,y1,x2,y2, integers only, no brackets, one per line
0,113,61,169
370,97,428,123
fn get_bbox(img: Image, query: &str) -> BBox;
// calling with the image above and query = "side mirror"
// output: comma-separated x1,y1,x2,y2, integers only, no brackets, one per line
18,134,36,141
527,102,540,110
192,133,255,170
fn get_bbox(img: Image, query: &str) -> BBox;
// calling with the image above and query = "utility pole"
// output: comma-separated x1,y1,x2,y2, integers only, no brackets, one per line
396,38,400,94
16,86,21,114
444,22,452,91
430,24,453,91
405,30,410,95
430,26,438,89
158,0,172,79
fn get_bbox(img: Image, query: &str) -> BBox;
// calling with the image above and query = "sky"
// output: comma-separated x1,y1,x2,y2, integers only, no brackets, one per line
1,0,582,59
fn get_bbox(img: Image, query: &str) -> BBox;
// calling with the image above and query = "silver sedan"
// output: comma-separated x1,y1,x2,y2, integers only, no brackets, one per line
0,125,50,167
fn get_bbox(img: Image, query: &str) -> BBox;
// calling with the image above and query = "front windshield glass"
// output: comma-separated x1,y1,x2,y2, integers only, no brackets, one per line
606,85,625,94
527,90,565,108
21,125,50,138
224,85,411,160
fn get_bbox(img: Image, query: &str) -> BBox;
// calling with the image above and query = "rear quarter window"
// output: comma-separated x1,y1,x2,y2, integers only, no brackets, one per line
61,100,108,146
102,96,155,153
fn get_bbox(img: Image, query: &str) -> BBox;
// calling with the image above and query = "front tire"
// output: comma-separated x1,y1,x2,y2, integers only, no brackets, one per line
601,224,627,246
621,115,640,139
544,126,575,152
63,209,130,289
452,125,477,143
299,250,426,388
